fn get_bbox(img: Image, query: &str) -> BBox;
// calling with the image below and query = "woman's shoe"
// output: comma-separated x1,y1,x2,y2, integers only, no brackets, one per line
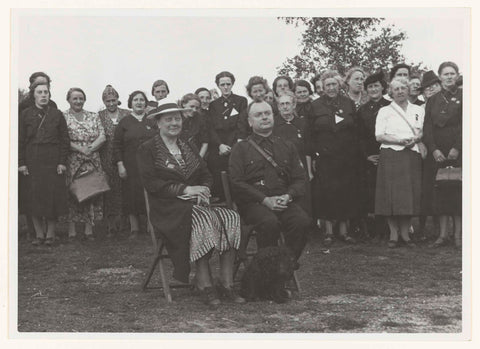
339,234,356,244
85,234,95,242
31,238,44,246
404,240,417,248
44,237,55,246
216,283,246,304
323,235,333,247
431,237,447,248
199,286,221,306
387,240,398,249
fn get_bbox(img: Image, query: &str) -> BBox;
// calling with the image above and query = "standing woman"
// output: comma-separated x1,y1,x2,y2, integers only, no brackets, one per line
179,93,209,158
423,62,462,248
294,79,314,120
98,85,130,237
272,75,294,98
375,77,425,248
146,80,170,113
207,71,247,200
306,70,361,245
19,81,69,246
311,73,323,98
344,67,368,110
238,76,270,139
63,88,106,240
408,75,425,106
357,72,391,242
113,90,157,238
194,87,212,113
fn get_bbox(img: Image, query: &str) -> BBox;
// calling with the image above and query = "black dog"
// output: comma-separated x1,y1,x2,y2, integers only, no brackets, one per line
240,246,299,303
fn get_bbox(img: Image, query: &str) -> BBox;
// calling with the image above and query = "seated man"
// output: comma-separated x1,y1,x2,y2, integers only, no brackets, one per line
228,100,310,260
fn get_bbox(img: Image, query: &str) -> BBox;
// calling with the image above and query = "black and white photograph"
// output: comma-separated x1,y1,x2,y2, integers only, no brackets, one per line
6,3,474,341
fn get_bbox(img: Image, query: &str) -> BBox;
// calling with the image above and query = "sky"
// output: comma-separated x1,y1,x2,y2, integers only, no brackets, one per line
13,8,469,112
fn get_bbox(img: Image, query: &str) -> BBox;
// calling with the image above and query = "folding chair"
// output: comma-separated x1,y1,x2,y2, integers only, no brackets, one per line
141,189,192,302
220,171,301,293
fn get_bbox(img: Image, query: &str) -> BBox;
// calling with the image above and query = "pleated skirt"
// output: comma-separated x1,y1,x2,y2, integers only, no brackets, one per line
189,205,241,262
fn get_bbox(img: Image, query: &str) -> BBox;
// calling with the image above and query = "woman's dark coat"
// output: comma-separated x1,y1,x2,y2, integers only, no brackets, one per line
137,134,213,283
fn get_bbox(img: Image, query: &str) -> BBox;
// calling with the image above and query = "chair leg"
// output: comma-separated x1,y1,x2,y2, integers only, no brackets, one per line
142,242,163,291
157,257,172,303
278,231,301,293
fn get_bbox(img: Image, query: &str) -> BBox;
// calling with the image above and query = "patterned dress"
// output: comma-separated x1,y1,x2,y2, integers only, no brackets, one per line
98,108,130,219
63,109,106,224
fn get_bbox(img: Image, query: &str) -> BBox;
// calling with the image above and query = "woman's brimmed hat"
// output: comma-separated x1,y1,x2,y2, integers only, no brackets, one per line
420,71,441,91
147,99,186,120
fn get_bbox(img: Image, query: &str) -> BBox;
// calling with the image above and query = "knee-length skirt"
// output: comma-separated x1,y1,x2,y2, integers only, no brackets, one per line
189,205,241,262
375,148,421,216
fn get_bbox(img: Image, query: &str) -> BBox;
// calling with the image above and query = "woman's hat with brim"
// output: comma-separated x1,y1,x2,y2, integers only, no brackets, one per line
420,70,441,91
147,99,186,120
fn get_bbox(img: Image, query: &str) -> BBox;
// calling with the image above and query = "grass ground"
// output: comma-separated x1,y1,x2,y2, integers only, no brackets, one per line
17,218,462,333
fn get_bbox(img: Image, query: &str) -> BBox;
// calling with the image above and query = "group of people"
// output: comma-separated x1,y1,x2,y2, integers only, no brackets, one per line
18,61,463,305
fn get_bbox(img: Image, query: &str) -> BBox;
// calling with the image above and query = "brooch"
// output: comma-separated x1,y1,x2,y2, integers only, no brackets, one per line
338,109,343,114
224,102,228,107
146,125,151,130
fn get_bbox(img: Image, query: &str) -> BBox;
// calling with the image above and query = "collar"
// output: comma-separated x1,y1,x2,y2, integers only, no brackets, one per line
251,132,274,145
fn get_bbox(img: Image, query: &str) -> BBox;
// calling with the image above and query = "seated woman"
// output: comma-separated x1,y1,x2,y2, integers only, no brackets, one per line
137,99,244,306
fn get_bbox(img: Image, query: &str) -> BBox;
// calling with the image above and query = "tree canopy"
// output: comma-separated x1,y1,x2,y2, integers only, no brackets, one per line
277,17,423,79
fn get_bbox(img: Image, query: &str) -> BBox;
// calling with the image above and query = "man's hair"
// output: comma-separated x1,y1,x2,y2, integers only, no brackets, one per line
247,100,271,117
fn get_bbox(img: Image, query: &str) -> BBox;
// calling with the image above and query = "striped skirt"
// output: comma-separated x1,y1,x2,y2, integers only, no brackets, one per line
189,205,241,262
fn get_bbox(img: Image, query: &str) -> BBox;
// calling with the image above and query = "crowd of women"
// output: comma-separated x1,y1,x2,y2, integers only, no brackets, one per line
18,61,462,252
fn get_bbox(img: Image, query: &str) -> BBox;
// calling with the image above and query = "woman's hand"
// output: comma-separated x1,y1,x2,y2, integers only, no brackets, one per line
219,144,231,156
18,165,29,176
184,185,211,201
404,138,416,148
367,155,380,165
118,162,127,179
447,148,459,160
433,149,446,162
57,164,66,175
83,145,93,156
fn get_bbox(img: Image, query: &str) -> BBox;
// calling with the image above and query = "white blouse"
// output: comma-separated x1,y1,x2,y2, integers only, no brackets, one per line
375,101,425,153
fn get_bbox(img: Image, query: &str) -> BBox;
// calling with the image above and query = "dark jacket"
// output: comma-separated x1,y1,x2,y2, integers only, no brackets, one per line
228,133,306,206
207,93,248,148
137,134,212,283
423,88,462,155
357,97,391,157
19,105,70,167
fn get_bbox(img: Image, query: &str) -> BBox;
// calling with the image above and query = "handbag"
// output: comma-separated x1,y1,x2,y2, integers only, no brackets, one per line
435,166,462,182
69,160,110,203
390,105,427,160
